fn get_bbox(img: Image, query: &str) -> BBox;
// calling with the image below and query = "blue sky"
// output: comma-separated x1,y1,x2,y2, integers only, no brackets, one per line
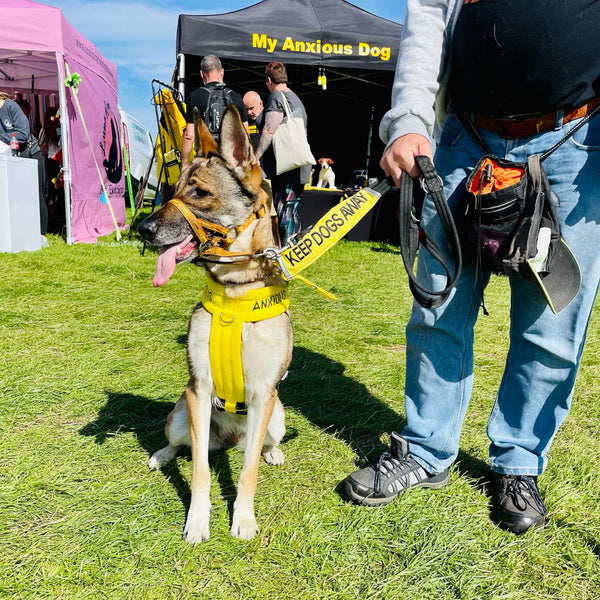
37,0,406,133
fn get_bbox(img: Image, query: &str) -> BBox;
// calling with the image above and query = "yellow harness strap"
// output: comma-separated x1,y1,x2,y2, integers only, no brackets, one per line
201,275,290,414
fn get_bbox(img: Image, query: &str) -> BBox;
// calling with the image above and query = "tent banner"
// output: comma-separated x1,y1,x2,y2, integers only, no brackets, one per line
177,0,402,71
62,20,125,243
65,58,125,243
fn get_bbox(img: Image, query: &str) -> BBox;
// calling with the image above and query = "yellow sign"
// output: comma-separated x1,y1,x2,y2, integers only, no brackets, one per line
278,187,381,280
252,33,391,62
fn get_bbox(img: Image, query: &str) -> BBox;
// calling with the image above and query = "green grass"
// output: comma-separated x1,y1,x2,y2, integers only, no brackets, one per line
1,219,599,599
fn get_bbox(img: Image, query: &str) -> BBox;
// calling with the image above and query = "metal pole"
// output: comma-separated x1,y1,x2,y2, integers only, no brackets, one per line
57,53,73,244
176,53,186,99
365,105,374,180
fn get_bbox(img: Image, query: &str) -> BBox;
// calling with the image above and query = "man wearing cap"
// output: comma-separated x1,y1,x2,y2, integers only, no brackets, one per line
344,0,600,534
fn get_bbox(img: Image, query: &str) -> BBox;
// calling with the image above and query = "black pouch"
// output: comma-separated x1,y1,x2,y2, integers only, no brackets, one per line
457,154,546,275
458,154,530,274
450,106,591,312
18,134,40,158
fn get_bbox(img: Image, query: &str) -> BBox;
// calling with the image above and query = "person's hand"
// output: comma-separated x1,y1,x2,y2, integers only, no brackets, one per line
380,133,433,185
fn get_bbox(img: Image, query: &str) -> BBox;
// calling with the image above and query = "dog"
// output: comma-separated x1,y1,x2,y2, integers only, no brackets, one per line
137,106,293,543
316,158,335,188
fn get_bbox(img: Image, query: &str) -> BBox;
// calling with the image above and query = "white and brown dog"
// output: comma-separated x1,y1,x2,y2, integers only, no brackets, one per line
316,158,335,189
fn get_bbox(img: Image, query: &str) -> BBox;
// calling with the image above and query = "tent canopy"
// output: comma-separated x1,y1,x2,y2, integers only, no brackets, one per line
176,0,402,186
0,0,125,243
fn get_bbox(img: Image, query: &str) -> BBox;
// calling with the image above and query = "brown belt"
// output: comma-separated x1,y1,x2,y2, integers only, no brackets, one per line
473,95,600,139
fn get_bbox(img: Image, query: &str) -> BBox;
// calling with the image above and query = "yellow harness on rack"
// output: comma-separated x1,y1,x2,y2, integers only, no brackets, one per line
201,275,290,414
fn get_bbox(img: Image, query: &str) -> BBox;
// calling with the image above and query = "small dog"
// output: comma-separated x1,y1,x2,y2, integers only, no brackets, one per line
316,158,335,188
137,106,293,543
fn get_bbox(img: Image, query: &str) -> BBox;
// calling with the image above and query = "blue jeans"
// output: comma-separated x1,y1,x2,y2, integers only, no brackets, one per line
403,113,600,476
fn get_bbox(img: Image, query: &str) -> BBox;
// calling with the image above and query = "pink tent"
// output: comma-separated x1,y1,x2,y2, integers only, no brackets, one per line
0,0,125,243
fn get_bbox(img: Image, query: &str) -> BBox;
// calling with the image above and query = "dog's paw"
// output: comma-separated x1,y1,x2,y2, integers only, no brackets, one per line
230,513,258,540
148,445,177,470
262,446,284,466
183,507,211,544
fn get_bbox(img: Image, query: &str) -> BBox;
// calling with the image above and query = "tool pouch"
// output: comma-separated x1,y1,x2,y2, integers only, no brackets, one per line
456,154,558,276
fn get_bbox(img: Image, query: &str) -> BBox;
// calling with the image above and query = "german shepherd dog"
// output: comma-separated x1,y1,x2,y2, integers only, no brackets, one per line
137,106,293,542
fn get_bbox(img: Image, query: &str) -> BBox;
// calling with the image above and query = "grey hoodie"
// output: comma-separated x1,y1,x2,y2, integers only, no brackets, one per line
379,0,463,147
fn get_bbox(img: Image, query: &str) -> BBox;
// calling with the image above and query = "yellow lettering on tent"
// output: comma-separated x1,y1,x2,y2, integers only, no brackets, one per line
252,33,278,53
282,37,295,51
358,42,391,61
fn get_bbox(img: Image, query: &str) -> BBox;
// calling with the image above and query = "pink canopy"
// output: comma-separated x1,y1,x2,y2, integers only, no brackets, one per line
0,0,125,243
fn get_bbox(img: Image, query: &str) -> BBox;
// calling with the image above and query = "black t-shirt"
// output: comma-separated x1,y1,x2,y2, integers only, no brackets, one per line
450,0,600,117
184,81,248,124
248,109,264,151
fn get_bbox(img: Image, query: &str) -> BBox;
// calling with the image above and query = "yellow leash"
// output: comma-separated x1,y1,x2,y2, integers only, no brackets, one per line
274,185,386,299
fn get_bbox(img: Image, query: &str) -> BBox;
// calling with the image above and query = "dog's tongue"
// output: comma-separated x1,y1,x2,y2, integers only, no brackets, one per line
153,235,193,287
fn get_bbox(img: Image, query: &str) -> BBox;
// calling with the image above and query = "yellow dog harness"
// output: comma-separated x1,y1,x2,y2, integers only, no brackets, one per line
201,275,290,414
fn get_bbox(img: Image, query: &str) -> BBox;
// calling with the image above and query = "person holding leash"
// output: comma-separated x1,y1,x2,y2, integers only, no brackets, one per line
344,0,600,533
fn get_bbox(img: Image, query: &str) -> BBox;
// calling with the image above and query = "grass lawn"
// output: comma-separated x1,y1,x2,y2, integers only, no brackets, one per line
1,219,599,599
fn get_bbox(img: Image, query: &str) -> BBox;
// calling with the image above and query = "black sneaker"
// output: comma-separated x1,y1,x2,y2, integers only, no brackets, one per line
344,432,449,506
493,473,548,534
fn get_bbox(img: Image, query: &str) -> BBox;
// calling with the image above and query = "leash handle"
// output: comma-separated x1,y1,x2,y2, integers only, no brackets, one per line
397,155,462,309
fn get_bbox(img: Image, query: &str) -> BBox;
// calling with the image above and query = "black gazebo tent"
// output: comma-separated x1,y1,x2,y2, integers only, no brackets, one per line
175,0,402,186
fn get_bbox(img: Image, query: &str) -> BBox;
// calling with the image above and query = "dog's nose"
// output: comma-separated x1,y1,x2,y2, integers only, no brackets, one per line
137,215,157,241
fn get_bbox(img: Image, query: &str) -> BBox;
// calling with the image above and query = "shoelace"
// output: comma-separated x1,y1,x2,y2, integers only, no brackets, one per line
504,476,547,514
373,452,414,494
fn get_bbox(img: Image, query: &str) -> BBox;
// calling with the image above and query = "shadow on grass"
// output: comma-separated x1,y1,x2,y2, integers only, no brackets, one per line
79,346,490,514
283,346,492,490
78,391,239,518
281,345,406,464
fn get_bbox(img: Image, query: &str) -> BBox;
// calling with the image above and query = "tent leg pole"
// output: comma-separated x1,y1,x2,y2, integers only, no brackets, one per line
176,54,186,100
58,54,73,244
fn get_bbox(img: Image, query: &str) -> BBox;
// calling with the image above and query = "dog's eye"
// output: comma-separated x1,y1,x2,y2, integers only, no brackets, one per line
191,187,209,199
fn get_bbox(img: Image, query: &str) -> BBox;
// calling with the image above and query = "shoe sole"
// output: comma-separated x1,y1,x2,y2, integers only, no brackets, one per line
344,472,450,507
494,510,547,534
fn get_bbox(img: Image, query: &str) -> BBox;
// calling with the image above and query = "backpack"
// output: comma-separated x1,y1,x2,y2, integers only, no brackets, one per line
202,83,233,140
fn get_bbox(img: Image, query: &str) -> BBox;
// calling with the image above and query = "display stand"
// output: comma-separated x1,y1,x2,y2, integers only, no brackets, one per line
0,155,41,252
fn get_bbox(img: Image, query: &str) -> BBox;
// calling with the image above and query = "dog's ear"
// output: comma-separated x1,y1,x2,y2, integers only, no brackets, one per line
193,106,218,157
219,105,261,188
328,159,333,165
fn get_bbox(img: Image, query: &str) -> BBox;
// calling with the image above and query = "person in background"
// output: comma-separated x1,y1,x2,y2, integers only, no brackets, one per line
38,106,63,227
243,89,280,244
15,97,32,122
180,54,248,170
344,0,600,534
254,62,310,246
0,91,47,244
243,90,265,153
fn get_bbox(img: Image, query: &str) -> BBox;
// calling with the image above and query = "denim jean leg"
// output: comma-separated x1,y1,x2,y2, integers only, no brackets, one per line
488,117,600,474
402,117,492,474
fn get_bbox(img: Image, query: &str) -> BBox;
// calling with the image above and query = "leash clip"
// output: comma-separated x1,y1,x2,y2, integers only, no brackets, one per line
419,174,443,195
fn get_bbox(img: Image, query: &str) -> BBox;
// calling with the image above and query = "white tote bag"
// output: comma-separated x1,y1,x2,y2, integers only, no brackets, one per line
272,92,315,175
